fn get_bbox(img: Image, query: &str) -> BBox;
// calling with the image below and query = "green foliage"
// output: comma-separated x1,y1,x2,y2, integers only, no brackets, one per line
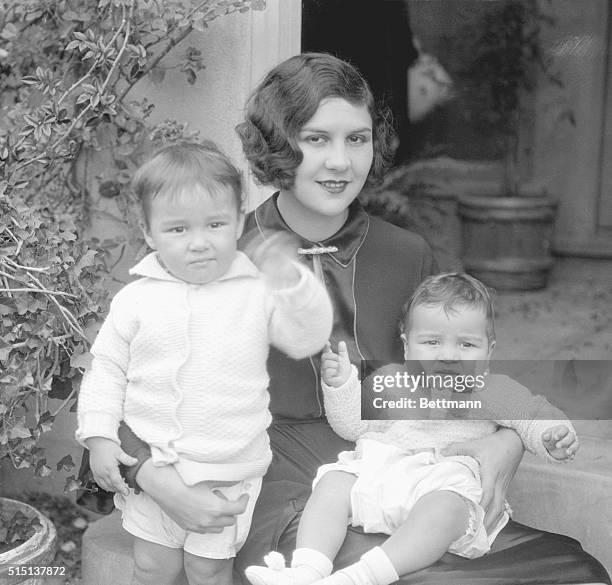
447,1,552,139
0,507,41,554
441,0,568,192
7,492,90,580
0,197,108,477
0,0,266,483
0,0,266,215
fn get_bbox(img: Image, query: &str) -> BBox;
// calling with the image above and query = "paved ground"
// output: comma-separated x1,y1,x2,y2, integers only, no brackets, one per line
493,257,612,440
494,258,612,360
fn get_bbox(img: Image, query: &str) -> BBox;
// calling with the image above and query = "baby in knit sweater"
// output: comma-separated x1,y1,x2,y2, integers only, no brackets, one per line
76,141,333,585
245,273,579,585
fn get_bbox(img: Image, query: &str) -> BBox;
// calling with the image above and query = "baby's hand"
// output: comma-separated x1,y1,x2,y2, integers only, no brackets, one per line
86,436,138,495
542,424,579,460
246,231,300,289
321,341,352,388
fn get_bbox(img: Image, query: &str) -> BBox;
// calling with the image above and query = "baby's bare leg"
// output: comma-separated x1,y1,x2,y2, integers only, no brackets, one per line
244,471,355,585
315,490,470,585
132,537,185,585
183,553,233,585
381,490,469,575
297,470,357,559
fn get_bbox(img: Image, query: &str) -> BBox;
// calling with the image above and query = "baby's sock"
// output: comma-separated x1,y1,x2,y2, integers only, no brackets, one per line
292,548,334,582
245,548,333,585
316,547,399,585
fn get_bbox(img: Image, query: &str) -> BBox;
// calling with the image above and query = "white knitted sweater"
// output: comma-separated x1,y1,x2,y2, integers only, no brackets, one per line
323,365,575,464
76,251,332,484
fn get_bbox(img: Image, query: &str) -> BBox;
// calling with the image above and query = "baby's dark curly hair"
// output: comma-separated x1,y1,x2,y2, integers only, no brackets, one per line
236,52,396,190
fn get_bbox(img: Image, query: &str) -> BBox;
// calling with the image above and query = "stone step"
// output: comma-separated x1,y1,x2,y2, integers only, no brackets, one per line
81,510,133,585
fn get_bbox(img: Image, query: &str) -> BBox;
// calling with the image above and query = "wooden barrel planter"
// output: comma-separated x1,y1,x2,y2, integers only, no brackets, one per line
0,498,57,585
458,194,559,291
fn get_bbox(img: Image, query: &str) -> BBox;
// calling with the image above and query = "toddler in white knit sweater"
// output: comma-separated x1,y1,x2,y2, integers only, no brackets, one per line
76,141,333,585
246,273,579,585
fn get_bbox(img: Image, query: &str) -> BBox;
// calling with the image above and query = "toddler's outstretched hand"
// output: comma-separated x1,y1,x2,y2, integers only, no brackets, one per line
86,436,138,495
246,231,300,289
321,341,352,388
542,424,579,460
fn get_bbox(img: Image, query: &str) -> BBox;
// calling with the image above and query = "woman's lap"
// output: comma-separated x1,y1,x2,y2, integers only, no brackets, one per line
234,421,610,585
338,520,610,584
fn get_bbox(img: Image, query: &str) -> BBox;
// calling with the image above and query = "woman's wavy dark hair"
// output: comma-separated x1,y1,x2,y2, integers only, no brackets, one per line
236,52,396,190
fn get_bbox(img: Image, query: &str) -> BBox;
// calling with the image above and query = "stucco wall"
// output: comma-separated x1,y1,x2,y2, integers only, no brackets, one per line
128,0,302,211
129,7,274,211
532,0,609,247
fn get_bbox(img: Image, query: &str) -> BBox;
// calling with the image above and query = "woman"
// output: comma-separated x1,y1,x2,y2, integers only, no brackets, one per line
116,53,609,585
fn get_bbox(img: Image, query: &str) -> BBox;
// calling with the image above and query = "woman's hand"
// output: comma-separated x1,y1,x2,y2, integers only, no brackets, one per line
136,460,248,533
441,428,524,532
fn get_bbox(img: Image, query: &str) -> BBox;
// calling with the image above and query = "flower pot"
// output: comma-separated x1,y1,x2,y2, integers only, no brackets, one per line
0,498,57,585
458,194,559,290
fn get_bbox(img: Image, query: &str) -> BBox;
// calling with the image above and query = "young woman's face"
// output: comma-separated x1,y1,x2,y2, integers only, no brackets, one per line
284,97,374,222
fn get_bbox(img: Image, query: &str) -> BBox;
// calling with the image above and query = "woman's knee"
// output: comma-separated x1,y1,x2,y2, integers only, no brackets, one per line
183,554,233,585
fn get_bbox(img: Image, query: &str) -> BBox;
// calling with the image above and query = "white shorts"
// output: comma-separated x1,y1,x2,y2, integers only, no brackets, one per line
115,477,262,559
313,439,510,559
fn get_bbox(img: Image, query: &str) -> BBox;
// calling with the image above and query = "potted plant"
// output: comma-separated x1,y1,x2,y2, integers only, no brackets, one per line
0,498,57,585
446,0,573,290
379,1,573,289
0,0,267,568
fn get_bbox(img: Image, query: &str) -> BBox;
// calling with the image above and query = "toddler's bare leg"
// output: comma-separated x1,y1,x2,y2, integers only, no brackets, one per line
184,553,233,585
381,490,470,575
132,537,185,585
297,470,356,558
